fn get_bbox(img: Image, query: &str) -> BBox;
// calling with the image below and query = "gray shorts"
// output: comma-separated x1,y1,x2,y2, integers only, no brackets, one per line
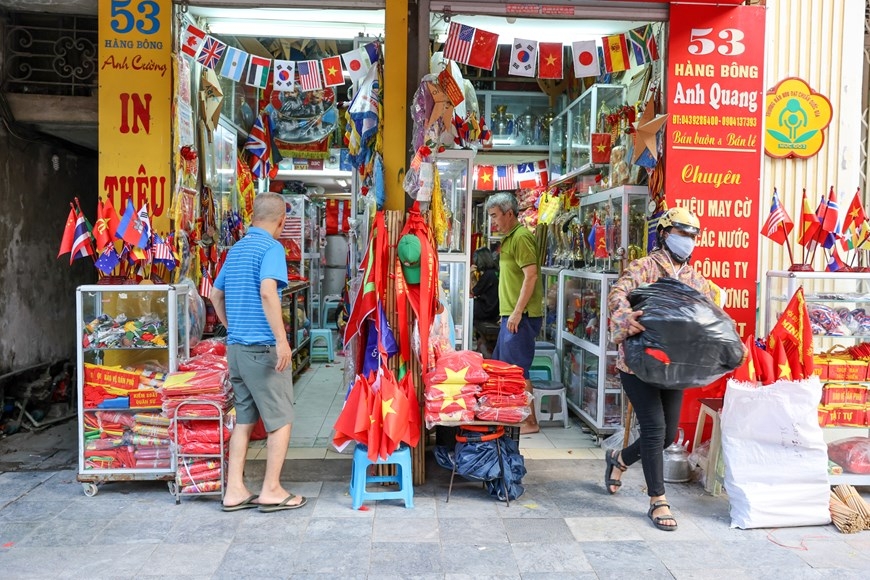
227,344,295,431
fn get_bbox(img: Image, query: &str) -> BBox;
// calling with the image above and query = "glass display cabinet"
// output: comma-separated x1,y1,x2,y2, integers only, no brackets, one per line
579,185,650,272
765,270,870,486
75,284,190,496
540,266,563,342
476,90,564,151
548,84,626,183
282,281,311,380
435,149,475,350
557,270,622,439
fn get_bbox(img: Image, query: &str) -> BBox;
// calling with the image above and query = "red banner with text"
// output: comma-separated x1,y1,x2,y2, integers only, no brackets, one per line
665,4,766,339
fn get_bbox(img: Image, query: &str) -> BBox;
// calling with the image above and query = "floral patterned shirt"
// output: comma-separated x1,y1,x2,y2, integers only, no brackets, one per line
607,249,715,374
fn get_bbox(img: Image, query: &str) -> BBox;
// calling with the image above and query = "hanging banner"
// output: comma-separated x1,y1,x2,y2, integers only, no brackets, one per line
98,0,172,236
665,3,766,339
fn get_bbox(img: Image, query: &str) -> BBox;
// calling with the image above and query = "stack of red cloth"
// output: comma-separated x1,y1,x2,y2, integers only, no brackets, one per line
423,350,489,428
476,360,531,423
177,459,223,494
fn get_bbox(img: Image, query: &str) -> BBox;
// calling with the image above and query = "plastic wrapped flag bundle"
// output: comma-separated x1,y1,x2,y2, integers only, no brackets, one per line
624,278,744,389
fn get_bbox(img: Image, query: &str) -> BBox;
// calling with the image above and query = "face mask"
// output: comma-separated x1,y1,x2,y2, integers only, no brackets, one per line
665,234,695,263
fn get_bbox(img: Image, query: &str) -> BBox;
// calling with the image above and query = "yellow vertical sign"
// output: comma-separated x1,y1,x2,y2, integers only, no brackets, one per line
98,0,172,236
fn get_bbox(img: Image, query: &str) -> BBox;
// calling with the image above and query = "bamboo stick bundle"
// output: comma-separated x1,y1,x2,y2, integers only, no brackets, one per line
833,484,870,530
829,491,863,534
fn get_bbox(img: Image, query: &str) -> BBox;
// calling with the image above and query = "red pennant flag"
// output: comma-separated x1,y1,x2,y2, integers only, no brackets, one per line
767,287,814,378
58,206,76,258
321,55,345,87
332,377,366,451
538,42,563,79
475,165,495,191
754,342,776,386
772,339,792,381
467,28,499,70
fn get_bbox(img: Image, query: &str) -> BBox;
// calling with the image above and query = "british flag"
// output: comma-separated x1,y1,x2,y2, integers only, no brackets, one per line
196,36,226,70
496,165,515,190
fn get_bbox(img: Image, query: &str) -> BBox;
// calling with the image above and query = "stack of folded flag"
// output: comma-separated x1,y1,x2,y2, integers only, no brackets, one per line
477,360,530,423
423,350,490,427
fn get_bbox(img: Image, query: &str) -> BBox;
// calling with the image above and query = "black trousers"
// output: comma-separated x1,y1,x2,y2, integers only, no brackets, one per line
619,371,684,497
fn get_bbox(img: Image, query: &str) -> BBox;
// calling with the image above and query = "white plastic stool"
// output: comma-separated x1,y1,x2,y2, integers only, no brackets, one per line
531,380,569,428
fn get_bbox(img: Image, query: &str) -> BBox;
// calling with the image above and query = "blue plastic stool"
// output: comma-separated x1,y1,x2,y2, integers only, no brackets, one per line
321,300,341,330
349,443,414,509
310,328,335,362
534,343,561,382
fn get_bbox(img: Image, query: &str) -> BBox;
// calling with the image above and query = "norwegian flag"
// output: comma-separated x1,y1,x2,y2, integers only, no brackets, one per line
181,24,206,58
196,36,226,70
297,60,322,92
496,165,515,190
444,21,474,64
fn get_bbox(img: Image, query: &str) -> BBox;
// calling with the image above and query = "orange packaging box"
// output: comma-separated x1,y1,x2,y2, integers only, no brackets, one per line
845,361,867,382
826,360,849,381
818,405,831,427
822,383,868,405
827,405,867,427
812,356,828,379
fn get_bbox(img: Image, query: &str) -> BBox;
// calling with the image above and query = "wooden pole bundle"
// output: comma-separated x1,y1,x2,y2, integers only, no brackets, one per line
833,484,870,530
829,491,863,534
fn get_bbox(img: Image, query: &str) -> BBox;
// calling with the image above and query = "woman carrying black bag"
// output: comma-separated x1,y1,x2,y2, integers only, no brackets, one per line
604,207,717,532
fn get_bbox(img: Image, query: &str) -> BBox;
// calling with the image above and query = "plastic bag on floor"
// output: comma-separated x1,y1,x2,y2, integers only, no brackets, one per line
485,434,526,501
721,377,830,529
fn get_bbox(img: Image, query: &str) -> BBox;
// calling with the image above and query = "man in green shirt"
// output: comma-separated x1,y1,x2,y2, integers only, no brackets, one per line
485,192,544,434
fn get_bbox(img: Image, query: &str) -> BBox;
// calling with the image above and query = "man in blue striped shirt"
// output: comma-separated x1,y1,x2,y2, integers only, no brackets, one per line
211,192,306,512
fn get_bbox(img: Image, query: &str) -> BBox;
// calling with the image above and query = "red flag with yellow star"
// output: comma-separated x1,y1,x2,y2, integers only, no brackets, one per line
730,335,757,383
475,165,495,191
321,55,345,87
467,28,499,70
772,338,792,382
538,42,563,79
767,287,814,378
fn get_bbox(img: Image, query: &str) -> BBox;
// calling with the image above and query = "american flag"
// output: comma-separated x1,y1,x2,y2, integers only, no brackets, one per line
196,36,225,70
496,165,515,190
297,60,322,92
759,188,794,245
444,22,474,64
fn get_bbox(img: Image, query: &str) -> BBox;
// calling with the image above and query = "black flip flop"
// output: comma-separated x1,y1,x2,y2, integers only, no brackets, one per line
604,450,627,495
258,494,308,513
222,494,259,512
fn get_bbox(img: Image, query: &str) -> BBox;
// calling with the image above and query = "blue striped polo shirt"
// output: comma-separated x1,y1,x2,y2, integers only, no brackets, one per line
213,226,288,345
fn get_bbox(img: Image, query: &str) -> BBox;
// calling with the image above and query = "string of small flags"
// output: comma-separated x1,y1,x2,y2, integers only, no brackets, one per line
444,21,659,78
472,160,549,191
180,23,379,92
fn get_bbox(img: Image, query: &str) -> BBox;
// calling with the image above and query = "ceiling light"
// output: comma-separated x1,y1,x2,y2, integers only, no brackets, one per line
206,19,383,40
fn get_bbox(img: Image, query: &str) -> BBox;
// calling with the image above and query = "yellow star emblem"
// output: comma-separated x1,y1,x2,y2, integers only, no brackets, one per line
328,66,337,76
778,362,791,379
443,367,470,383
382,397,396,417
596,143,606,153
545,54,557,66
481,173,492,183
441,397,467,410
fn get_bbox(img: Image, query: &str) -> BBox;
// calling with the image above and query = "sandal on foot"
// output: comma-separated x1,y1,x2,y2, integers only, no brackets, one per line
604,450,627,495
647,500,678,531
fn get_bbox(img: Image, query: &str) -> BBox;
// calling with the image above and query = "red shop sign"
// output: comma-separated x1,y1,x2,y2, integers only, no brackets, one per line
665,4,766,340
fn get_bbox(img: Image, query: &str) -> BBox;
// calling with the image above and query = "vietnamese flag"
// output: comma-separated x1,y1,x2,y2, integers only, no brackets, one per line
475,165,495,191
367,381,383,461
538,42,563,79
332,376,366,452
753,342,776,386
321,55,345,87
730,335,757,383
767,287,814,378
772,339,792,381
467,28,499,70
102,197,121,239
379,370,409,456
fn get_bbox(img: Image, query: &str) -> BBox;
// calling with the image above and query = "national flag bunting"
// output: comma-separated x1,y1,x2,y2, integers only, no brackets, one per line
572,40,599,78
321,55,345,87
341,43,378,83
181,24,206,58
297,60,322,92
273,60,296,91
220,46,248,82
467,28,499,70
509,38,538,78
475,165,495,191
496,165,515,190
196,36,225,70
444,21,474,64
759,188,794,245
245,55,271,89
538,42,563,79
628,24,658,66
601,33,630,73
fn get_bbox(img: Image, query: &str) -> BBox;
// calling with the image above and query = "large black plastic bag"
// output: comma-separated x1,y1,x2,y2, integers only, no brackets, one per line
623,277,743,389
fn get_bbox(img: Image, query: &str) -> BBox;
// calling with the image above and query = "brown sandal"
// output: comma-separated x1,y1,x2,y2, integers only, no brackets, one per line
604,450,627,495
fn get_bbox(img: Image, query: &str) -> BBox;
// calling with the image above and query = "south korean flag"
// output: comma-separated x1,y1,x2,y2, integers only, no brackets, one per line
509,38,538,78
273,60,296,92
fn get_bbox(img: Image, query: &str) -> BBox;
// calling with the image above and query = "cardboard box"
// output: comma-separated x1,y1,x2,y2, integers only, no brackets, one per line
822,383,867,405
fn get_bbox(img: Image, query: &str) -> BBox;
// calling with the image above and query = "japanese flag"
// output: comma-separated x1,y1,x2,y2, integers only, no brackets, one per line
572,40,599,78
341,46,372,83
273,60,295,92
509,38,538,78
